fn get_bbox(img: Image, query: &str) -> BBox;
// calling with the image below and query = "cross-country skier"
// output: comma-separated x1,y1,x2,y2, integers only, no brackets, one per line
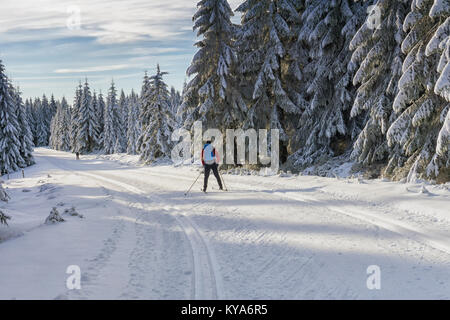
201,140,223,192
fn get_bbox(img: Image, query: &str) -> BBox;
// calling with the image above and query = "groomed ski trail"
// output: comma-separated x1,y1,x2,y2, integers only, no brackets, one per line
2,148,449,300
43,153,224,300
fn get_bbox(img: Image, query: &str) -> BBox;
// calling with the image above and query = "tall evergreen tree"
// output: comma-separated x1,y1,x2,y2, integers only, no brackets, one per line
289,0,369,168
35,95,50,147
50,97,71,151
169,86,182,119
13,87,34,167
96,91,106,148
127,90,141,155
138,65,175,163
70,83,82,152
424,0,450,176
104,81,119,154
75,79,100,154
236,0,303,162
349,0,409,172
117,89,128,152
0,61,24,174
180,0,247,133
387,0,449,181
29,98,40,146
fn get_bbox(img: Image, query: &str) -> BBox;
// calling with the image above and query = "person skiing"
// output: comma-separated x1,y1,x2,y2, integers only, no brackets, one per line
201,140,223,192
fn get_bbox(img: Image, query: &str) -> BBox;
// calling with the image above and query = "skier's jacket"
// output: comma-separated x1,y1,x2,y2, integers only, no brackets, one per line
202,143,219,165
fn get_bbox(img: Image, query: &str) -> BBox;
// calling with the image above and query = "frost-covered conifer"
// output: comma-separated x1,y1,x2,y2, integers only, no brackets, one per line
138,65,175,163
0,61,23,174
96,91,106,148
236,0,303,163
349,0,409,171
75,80,100,154
387,0,449,181
104,81,119,154
289,0,370,168
127,90,141,155
180,0,247,132
117,89,128,152
13,87,34,166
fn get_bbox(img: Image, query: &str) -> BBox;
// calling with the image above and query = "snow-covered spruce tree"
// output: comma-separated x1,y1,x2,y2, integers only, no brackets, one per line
169,86,182,118
386,0,449,182
49,99,61,150
349,0,409,173
138,65,175,163
60,97,72,151
48,94,57,127
37,94,56,147
116,90,128,152
35,95,50,147
180,0,247,134
424,0,450,179
236,0,303,162
25,99,35,142
70,83,82,152
0,61,23,175
178,79,188,126
103,81,119,154
49,98,63,151
49,110,57,150
127,90,141,155
288,0,370,168
96,91,106,149
29,98,40,146
91,91,103,150
13,87,34,167
75,80,100,154
50,97,71,151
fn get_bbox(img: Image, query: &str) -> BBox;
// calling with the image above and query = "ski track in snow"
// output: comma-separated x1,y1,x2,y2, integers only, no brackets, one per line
1,148,449,299
86,166,450,256
44,153,222,300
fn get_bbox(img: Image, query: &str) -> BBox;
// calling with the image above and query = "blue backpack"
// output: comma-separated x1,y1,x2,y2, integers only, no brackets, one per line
203,143,215,165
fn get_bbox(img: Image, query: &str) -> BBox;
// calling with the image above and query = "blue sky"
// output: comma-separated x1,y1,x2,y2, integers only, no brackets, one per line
0,0,241,102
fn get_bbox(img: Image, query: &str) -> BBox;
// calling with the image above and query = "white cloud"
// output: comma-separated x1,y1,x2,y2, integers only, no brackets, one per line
0,0,243,44
54,64,133,73
1,0,244,101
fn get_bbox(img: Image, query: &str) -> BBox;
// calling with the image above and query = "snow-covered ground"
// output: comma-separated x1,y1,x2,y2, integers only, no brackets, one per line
0,148,449,299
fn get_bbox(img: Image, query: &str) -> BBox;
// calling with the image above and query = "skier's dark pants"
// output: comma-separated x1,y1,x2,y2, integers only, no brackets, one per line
204,163,223,191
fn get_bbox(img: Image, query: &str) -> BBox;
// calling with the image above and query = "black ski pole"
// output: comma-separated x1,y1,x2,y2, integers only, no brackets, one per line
219,170,228,191
185,172,202,196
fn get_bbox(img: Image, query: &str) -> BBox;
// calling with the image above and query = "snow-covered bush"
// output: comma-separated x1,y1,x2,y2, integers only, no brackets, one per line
45,207,65,224
63,206,83,218
0,210,10,226
0,182,10,202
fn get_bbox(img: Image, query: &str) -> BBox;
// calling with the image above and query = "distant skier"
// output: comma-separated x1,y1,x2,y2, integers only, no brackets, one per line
76,152,80,160
201,140,223,192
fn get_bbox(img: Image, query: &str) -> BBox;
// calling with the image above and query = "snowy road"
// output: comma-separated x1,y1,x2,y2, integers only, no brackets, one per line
0,148,449,299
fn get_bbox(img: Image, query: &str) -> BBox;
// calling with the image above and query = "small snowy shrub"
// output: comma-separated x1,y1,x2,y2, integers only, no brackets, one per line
63,206,83,218
45,207,65,224
0,210,11,226
0,183,10,202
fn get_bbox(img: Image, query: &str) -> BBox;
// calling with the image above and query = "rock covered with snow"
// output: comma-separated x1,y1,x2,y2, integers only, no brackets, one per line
63,206,83,218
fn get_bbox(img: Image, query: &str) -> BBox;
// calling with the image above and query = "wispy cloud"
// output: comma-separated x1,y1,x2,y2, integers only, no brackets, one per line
54,64,134,74
0,0,243,44
0,0,243,100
